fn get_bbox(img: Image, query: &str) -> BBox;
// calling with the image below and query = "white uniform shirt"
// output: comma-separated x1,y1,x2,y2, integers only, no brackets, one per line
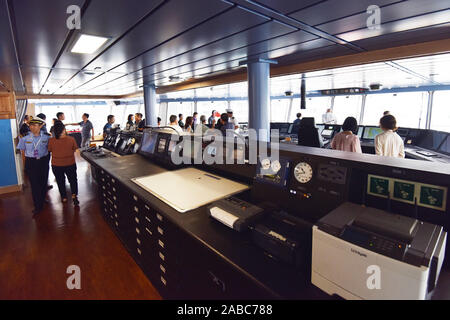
375,130,405,158
322,112,337,124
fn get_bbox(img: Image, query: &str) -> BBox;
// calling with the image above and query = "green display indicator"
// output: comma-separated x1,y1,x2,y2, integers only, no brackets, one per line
420,185,446,210
368,175,390,198
393,181,416,203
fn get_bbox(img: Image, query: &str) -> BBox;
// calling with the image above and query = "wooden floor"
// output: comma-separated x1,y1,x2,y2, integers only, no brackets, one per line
0,153,162,300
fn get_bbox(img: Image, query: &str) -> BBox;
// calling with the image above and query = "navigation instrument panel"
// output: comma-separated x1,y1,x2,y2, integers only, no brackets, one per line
256,157,290,187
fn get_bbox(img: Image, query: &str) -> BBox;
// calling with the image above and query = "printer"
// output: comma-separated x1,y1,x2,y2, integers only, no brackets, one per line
312,202,447,300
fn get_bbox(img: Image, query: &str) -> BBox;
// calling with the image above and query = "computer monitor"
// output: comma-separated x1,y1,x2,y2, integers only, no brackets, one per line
316,124,325,133
416,131,448,151
321,129,334,138
438,134,450,155
139,131,158,156
363,127,383,140
357,126,364,139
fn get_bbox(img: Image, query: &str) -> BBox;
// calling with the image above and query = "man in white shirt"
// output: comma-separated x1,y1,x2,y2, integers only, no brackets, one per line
322,108,337,124
226,109,239,130
375,115,405,158
167,114,183,134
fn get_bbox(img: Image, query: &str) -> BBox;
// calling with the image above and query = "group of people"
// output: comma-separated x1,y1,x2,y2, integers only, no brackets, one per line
164,109,239,135
313,110,404,158
18,112,81,216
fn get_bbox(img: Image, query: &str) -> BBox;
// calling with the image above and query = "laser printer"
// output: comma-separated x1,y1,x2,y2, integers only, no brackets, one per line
312,202,447,300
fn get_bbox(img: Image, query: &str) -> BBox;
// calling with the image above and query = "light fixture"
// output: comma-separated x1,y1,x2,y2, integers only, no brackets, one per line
71,34,109,54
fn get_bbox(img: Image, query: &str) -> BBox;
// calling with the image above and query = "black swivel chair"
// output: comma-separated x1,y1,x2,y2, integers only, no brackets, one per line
298,117,322,148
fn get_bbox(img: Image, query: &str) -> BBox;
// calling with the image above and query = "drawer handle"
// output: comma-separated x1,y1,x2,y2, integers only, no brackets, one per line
160,276,166,286
145,205,150,211
145,227,152,236
160,264,166,274
115,214,118,218
145,216,151,223
136,238,141,245
159,252,165,261
133,195,138,201
113,196,117,201
158,227,163,235
134,206,139,213
101,170,104,174
112,179,116,183
101,178,105,182
136,228,140,234
135,217,140,224
113,187,116,192
103,201,106,205
156,213,163,222
103,193,106,197
115,221,119,227
158,240,164,249
137,248,142,255
102,186,106,190
114,205,117,209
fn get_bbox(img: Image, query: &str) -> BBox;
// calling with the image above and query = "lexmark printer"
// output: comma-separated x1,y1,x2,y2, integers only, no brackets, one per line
312,202,447,300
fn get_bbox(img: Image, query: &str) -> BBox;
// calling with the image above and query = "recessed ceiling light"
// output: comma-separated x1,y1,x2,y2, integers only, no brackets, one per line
71,34,109,54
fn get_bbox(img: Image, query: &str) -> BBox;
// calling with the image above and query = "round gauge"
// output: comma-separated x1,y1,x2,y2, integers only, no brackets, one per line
271,160,281,173
261,158,271,170
294,162,313,184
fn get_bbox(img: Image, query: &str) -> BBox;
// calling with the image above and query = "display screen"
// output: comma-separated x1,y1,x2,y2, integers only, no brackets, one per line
416,131,448,151
157,138,167,153
438,134,450,154
321,129,333,137
140,131,158,155
316,124,325,133
363,127,383,140
357,126,364,138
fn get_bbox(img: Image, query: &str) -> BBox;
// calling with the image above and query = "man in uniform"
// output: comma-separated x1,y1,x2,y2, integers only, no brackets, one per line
17,117,51,215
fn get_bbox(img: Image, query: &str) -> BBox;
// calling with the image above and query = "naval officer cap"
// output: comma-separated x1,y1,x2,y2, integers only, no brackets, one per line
29,117,45,125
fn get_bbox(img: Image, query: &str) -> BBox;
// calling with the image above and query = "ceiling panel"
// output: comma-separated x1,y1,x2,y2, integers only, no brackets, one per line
81,31,322,94
240,0,325,14
52,0,165,71
53,0,233,94
288,0,402,26
316,0,450,35
337,10,450,42
12,0,84,68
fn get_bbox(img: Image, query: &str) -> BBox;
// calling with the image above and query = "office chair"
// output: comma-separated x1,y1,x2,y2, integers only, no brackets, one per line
298,117,321,148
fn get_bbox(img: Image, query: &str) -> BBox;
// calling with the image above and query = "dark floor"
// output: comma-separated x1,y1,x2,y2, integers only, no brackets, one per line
0,153,161,300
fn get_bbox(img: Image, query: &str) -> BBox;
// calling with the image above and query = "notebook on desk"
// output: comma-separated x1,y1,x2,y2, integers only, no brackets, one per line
131,168,249,213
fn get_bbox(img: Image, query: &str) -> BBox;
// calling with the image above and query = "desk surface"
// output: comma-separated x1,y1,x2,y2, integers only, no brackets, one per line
82,152,450,299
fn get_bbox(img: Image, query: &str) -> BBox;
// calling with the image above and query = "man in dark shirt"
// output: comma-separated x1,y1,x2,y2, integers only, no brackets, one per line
293,113,302,125
178,114,184,128
103,115,115,137
135,113,145,131
19,115,31,137
37,113,49,134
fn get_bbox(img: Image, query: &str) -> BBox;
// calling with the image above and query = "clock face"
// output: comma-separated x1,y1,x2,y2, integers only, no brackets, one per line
294,162,313,184
261,158,271,170
271,160,281,173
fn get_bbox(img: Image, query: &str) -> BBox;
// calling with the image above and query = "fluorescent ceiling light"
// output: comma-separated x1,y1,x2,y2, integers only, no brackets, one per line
71,34,108,54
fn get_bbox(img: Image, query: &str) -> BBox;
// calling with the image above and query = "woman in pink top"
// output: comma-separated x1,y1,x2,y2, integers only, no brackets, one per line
331,117,362,153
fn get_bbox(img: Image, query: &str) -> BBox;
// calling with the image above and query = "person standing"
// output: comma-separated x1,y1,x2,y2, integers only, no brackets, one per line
293,113,302,126
135,113,145,131
178,114,184,128
331,117,362,153
67,113,94,149
322,108,337,124
226,109,239,130
192,112,198,127
36,113,49,134
208,110,216,127
375,114,405,158
17,117,51,215
103,115,115,138
19,115,31,137
48,122,79,206
184,116,194,133
126,114,135,130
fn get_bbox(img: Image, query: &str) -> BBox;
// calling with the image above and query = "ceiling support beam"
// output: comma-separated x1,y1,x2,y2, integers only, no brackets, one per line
156,38,450,94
